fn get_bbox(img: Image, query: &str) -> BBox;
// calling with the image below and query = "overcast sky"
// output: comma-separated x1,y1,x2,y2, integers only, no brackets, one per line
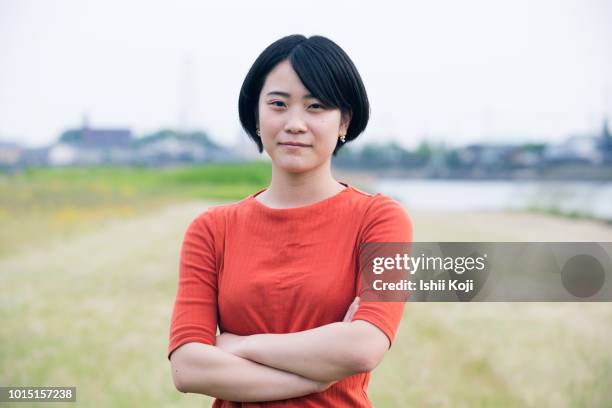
0,0,611,149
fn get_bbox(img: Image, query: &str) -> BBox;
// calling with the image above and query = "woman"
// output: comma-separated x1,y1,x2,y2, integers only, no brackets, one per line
167,34,412,407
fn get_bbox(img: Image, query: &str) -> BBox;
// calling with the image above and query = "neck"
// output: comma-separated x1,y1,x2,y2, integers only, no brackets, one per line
262,160,345,208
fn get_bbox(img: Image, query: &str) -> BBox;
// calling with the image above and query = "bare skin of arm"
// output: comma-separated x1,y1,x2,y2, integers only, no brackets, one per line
216,297,390,383
170,297,364,400
170,342,334,401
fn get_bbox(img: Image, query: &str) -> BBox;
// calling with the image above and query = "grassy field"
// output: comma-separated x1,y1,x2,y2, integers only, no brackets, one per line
0,163,271,257
1,165,612,407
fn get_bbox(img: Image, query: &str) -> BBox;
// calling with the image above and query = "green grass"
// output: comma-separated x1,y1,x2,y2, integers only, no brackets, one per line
0,163,271,256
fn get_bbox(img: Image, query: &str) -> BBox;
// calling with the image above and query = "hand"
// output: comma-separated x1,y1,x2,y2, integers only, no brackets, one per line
342,296,360,322
216,332,248,357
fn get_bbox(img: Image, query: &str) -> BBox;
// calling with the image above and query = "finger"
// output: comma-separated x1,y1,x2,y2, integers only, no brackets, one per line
342,298,356,321
348,297,360,321
344,304,357,322
349,297,360,320
343,297,360,322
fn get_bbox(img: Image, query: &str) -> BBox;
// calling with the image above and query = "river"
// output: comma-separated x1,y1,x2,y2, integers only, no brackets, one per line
375,179,612,221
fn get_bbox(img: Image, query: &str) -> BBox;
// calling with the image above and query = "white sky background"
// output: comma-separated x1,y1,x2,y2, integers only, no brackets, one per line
0,0,610,149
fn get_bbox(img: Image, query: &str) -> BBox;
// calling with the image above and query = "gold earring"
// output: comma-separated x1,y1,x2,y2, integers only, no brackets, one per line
339,134,346,143
256,128,261,137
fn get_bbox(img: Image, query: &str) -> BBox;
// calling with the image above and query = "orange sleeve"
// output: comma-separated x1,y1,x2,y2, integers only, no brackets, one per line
167,211,219,360
352,195,413,348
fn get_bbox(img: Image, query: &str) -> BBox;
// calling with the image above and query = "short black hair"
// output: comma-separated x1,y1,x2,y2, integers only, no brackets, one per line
238,34,370,156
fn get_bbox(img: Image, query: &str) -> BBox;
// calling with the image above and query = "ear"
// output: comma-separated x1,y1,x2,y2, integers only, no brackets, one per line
340,110,352,135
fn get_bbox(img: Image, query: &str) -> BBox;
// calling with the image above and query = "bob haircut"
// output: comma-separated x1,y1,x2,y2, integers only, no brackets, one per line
238,34,370,156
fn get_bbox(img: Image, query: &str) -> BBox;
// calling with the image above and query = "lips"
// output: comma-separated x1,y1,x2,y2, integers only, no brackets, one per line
279,141,312,147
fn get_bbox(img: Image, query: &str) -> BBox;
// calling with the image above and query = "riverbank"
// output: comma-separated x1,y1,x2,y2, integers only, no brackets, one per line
334,163,612,181
335,168,612,224
410,208,612,241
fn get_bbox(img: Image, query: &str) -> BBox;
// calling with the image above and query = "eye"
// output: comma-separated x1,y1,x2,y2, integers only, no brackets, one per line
309,103,325,110
269,101,286,108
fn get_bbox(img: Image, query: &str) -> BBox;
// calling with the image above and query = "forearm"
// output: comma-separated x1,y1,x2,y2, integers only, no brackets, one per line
240,321,387,382
171,342,329,402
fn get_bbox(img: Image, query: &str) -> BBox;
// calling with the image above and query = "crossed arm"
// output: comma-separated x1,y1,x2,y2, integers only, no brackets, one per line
169,297,391,402
169,342,328,402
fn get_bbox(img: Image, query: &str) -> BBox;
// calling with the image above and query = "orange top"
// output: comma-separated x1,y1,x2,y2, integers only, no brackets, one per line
167,183,413,407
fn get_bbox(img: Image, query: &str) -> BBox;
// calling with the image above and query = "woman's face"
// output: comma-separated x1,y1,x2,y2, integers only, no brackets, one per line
257,60,350,174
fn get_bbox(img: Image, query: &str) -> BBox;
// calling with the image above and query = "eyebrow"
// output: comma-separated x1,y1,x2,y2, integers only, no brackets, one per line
266,91,316,99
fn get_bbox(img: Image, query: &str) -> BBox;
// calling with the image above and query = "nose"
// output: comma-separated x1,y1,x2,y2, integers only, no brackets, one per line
284,109,307,134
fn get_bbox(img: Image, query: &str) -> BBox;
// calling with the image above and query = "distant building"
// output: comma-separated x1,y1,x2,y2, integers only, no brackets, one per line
81,128,132,148
453,144,517,168
60,116,133,147
544,135,603,164
135,135,208,164
0,141,22,167
541,118,612,165
19,146,51,168
48,143,78,166
599,117,612,163
51,116,134,166
231,130,264,161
